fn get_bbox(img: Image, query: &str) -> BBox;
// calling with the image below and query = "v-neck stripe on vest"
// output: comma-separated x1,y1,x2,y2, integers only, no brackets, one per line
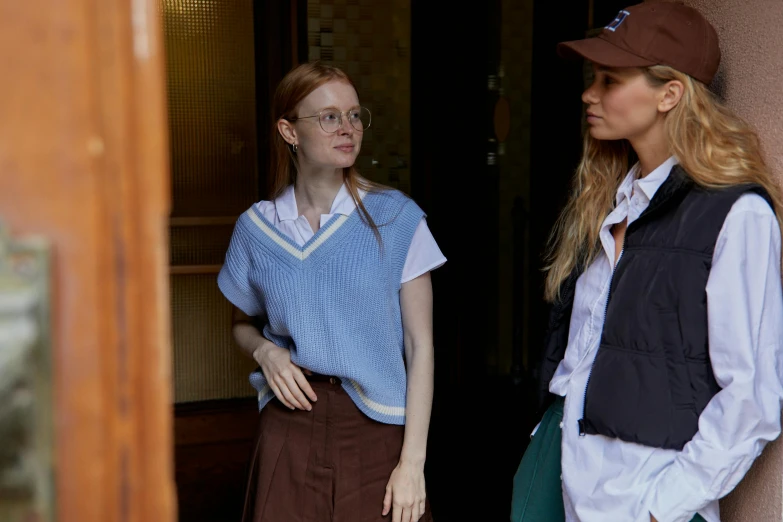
245,204,354,262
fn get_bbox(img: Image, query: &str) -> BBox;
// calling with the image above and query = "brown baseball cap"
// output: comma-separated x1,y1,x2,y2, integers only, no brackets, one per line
557,1,721,84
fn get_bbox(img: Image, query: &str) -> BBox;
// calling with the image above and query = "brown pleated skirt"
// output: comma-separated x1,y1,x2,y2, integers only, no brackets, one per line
241,375,434,522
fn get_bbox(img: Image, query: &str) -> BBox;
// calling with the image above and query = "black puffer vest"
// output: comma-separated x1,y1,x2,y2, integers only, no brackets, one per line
537,166,772,450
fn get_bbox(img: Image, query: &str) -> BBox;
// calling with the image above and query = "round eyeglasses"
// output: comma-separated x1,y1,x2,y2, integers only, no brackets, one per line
288,106,372,133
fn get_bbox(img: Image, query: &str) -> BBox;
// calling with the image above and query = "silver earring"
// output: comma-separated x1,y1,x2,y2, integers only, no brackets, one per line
292,143,298,153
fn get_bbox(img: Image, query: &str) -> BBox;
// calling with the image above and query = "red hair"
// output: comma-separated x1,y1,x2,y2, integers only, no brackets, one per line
270,61,383,240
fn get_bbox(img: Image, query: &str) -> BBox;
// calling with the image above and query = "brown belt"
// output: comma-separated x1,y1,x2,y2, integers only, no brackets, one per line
306,372,342,384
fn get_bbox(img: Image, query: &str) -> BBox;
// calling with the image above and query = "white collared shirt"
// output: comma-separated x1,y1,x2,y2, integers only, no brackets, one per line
255,184,447,283
549,156,783,522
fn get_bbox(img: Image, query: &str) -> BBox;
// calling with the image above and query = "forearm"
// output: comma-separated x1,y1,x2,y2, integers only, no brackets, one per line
398,273,436,466
231,307,273,361
401,340,434,465
232,322,267,358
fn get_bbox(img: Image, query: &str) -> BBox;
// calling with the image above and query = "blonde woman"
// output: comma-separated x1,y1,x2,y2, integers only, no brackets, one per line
511,2,783,522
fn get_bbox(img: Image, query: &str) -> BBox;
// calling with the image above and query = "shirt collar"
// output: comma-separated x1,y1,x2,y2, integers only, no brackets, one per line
274,183,365,222
274,185,299,222
616,155,679,206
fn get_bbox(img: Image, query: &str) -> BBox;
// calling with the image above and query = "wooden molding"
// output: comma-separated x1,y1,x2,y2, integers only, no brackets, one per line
169,265,222,275
169,216,238,227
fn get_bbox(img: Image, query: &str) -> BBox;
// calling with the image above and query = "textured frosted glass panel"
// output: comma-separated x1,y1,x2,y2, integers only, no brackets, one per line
170,224,234,266
171,274,257,402
162,0,259,402
163,0,258,217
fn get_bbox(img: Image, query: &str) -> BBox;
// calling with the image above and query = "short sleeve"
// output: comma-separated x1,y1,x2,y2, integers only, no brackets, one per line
401,218,447,284
217,219,265,316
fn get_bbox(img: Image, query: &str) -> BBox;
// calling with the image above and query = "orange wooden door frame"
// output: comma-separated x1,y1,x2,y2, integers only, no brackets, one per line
0,1,175,521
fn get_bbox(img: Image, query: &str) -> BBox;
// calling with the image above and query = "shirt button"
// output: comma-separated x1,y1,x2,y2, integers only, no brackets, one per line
329,377,337,385
559,421,564,429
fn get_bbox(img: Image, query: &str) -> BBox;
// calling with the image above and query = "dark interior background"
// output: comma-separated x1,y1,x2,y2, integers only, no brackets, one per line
411,0,593,519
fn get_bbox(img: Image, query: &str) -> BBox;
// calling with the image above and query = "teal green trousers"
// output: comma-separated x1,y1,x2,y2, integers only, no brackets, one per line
510,397,706,522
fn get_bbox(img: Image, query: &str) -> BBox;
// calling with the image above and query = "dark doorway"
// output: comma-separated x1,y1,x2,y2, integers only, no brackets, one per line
410,0,618,520
526,0,631,390
410,2,501,521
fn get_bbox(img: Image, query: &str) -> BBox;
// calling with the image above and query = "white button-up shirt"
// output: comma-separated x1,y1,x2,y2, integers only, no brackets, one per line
550,156,783,522
255,183,446,283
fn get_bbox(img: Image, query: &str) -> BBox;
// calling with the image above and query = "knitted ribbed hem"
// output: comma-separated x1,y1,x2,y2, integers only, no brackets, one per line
256,387,274,412
342,379,406,425
249,370,275,411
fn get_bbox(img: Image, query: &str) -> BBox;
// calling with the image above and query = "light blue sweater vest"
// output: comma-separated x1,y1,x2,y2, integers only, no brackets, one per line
217,189,424,424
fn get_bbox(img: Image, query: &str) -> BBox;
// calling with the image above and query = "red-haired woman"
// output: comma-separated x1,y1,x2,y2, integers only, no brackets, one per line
218,62,444,522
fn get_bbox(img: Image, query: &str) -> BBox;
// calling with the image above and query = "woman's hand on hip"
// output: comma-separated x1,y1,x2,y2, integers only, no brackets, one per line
382,460,427,522
253,342,317,410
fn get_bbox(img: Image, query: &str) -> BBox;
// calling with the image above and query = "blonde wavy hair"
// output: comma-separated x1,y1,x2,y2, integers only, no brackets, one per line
544,65,783,302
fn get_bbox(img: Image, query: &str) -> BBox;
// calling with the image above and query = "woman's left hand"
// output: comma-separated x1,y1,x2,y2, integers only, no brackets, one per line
382,460,427,522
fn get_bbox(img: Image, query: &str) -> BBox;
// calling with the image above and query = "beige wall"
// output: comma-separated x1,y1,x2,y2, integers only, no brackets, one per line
684,0,783,519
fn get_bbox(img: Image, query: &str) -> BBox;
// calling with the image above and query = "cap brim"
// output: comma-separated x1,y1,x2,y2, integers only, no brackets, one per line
557,37,657,68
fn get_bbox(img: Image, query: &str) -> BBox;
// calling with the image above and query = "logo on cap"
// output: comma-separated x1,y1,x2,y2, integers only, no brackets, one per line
605,10,630,32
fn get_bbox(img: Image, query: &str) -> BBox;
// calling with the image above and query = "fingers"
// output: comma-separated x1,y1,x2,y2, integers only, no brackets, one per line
392,503,402,522
382,486,392,516
413,504,422,522
384,489,426,521
272,375,307,410
278,381,310,410
258,346,314,410
283,370,312,410
292,368,319,403
267,381,296,410
392,501,422,522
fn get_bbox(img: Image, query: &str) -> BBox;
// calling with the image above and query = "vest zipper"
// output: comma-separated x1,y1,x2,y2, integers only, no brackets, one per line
578,243,624,437
575,170,686,436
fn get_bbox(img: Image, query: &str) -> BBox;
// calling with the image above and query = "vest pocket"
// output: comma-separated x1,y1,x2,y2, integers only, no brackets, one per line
659,309,694,409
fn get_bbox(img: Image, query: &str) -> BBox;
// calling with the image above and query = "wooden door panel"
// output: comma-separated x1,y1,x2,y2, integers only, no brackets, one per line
0,1,174,521
174,398,258,522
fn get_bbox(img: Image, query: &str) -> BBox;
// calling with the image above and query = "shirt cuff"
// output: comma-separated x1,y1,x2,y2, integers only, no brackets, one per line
648,465,706,522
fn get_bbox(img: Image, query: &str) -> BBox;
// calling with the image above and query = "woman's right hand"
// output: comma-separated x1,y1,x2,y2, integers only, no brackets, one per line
253,342,318,411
